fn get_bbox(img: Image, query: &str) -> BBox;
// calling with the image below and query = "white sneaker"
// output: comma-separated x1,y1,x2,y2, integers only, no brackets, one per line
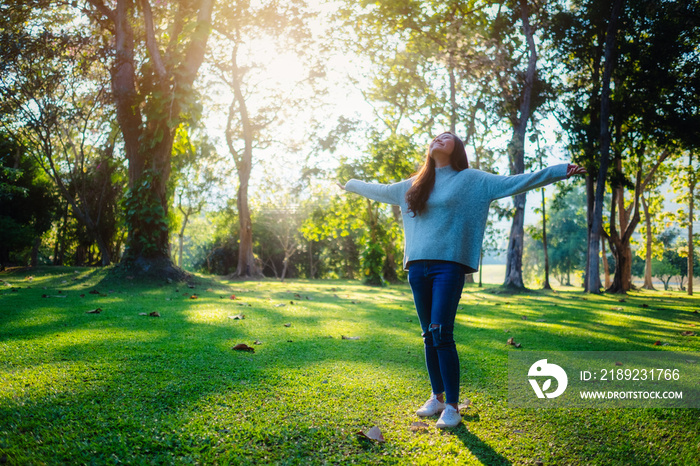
416,394,446,417
436,405,462,428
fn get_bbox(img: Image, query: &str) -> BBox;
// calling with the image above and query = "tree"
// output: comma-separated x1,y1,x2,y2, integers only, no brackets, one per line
0,134,59,269
0,7,124,265
81,0,215,276
207,0,318,277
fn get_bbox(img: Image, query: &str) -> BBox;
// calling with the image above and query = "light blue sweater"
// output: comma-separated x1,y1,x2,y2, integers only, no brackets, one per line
345,164,569,273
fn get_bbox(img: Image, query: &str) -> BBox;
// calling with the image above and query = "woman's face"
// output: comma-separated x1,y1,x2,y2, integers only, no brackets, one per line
429,133,455,161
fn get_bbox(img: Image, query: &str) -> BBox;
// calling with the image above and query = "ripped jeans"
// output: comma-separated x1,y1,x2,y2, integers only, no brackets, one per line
408,260,465,404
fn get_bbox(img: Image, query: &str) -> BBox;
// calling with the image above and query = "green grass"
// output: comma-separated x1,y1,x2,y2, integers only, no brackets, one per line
1,266,699,465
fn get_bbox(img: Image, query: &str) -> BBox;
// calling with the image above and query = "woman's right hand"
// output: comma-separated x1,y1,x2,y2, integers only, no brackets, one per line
336,181,346,190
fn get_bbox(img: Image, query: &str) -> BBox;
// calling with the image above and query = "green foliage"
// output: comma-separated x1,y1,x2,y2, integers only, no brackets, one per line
122,170,169,258
0,135,59,267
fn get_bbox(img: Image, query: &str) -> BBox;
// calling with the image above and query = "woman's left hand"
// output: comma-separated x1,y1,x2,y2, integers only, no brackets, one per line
566,164,587,178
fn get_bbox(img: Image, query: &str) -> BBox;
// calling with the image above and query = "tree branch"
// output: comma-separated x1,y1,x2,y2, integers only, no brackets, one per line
140,0,168,79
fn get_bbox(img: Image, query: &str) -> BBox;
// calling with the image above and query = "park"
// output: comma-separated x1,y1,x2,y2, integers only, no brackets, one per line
2,0,700,464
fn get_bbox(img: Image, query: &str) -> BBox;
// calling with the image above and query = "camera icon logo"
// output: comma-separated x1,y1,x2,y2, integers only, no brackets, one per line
528,359,568,399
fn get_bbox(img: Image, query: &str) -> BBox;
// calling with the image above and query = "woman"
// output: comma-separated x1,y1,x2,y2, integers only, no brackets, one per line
339,131,586,428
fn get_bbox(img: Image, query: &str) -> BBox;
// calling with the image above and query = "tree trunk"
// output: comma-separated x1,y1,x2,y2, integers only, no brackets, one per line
601,236,611,289
227,43,261,278
503,0,537,289
586,0,624,293
541,182,552,290
688,151,695,296
641,195,655,290
98,0,214,278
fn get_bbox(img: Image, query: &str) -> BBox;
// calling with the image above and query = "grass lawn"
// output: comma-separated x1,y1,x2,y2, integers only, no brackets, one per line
1,266,699,465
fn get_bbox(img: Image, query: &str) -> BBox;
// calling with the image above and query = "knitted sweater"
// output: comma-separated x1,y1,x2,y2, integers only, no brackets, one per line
345,163,569,273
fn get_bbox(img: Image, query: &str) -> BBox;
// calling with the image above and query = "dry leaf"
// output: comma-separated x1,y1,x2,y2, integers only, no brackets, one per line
681,331,696,336
357,426,385,443
230,295,237,300
535,319,546,322
342,335,360,340
139,312,148,316
409,422,430,432
253,340,263,345
653,340,662,346
275,304,286,307
86,308,102,314
228,314,245,320
284,323,292,327
190,295,198,300
149,311,161,317
458,399,471,410
507,337,522,348
232,343,255,353
641,304,649,308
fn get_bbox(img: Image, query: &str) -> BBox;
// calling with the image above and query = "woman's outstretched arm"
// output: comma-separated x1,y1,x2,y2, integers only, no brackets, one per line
337,178,410,206
488,163,586,201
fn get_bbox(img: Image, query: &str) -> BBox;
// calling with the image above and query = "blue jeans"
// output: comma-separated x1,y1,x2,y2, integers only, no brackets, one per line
408,260,465,404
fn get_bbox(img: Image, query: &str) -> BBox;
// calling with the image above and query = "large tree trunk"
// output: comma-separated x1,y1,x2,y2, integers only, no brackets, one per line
585,0,624,293
601,236,611,289
504,0,537,289
641,195,655,290
95,0,214,277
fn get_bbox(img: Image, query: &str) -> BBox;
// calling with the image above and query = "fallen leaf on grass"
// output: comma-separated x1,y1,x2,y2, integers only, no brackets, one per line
615,362,623,366
232,343,255,353
535,319,546,322
342,335,360,340
521,316,527,320
229,295,237,300
86,308,102,314
274,304,286,308
681,331,696,336
149,311,160,317
357,426,385,443
254,340,262,345
611,307,624,311
283,323,292,327
641,304,649,308
507,337,522,348
409,422,430,432
190,295,198,300
513,429,525,434
228,314,245,320
653,340,662,346
458,399,471,410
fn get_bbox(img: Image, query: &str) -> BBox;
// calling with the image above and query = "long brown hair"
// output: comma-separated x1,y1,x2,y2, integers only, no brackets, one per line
405,132,468,216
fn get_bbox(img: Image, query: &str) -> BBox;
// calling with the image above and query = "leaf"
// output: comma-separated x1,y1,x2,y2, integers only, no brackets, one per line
681,331,696,336
284,323,292,327
230,295,237,300
342,335,360,340
521,316,527,320
457,399,471,410
86,308,102,314
253,340,263,345
149,311,161,317
653,340,662,346
542,379,552,391
228,314,245,320
190,295,198,300
232,343,255,353
507,337,515,345
615,362,623,366
409,421,430,432
535,319,546,322
139,313,148,316
357,426,385,443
